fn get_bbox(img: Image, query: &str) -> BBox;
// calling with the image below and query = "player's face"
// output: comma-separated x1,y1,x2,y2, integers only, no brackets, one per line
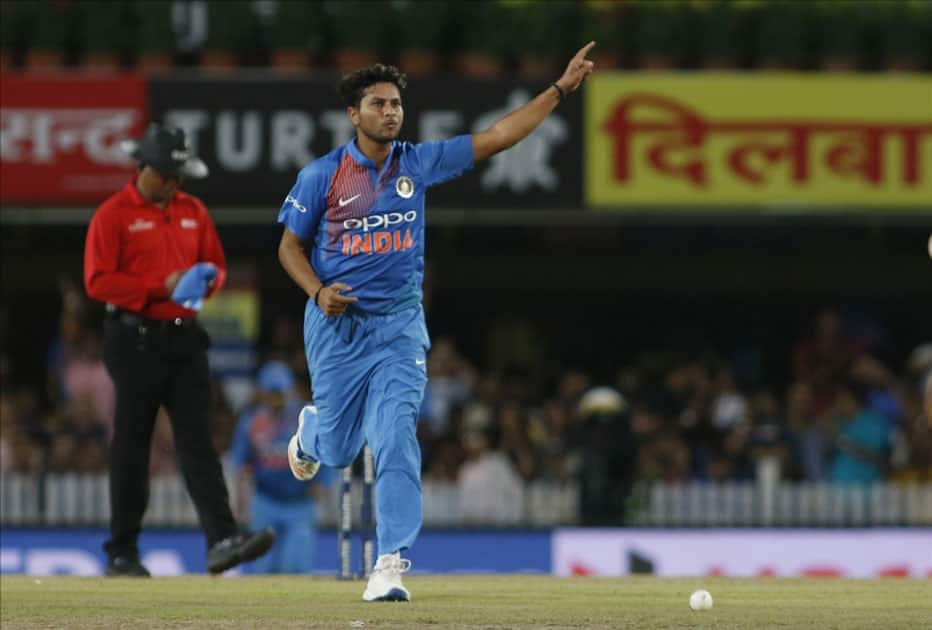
351,82,403,144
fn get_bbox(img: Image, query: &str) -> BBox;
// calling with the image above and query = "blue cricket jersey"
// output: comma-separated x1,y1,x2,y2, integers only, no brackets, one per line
278,136,474,314
230,400,311,501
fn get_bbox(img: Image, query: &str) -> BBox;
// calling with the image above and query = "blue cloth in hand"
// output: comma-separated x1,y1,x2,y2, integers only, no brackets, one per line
170,262,217,311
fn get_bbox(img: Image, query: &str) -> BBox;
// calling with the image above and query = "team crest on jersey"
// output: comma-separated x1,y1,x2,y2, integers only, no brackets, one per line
395,176,414,199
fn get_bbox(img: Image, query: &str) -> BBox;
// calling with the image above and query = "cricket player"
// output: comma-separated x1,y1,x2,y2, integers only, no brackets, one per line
230,361,330,574
278,42,596,601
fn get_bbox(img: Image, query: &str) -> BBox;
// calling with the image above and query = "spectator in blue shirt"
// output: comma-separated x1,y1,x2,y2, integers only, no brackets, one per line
830,378,891,484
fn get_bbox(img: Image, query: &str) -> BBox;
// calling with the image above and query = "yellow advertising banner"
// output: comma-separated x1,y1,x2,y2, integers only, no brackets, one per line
585,74,932,210
199,289,260,343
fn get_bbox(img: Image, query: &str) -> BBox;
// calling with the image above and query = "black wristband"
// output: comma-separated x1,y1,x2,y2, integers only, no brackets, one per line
314,286,323,305
550,82,566,101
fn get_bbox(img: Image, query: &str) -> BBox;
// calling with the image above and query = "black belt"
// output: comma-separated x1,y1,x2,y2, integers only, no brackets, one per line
109,310,196,331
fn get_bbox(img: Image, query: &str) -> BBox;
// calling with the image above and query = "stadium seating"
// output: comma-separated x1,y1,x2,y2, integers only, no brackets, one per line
1,0,928,74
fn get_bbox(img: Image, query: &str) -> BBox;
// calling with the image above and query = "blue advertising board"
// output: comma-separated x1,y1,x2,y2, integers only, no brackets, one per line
0,528,551,575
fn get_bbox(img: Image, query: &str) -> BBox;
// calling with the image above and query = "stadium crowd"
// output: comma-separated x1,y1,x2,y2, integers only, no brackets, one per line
2,0,930,74
2,274,930,524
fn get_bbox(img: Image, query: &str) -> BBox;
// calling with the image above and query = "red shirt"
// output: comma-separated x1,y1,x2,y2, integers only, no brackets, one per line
84,179,226,320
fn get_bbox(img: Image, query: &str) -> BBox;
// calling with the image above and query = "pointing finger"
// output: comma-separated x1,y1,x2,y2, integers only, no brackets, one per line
332,294,359,304
330,282,353,293
575,41,596,61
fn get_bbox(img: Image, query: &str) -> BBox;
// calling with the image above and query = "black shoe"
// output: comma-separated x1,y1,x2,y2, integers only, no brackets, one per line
207,528,276,574
105,555,151,577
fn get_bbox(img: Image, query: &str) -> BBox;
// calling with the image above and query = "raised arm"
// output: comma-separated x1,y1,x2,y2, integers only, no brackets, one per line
471,41,596,162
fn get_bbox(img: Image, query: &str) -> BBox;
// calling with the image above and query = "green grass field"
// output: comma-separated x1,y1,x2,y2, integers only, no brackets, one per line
2,575,930,629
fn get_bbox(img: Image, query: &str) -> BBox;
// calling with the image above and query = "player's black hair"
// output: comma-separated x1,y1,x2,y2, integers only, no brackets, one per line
338,63,407,108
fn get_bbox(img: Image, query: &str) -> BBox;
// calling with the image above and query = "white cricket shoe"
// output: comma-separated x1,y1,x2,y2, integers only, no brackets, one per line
362,553,411,602
287,406,320,481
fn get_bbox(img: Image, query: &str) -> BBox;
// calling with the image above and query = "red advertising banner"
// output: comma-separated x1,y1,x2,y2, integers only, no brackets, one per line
0,74,147,204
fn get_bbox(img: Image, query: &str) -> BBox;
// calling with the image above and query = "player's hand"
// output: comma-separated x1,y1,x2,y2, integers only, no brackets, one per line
318,282,358,317
555,41,596,95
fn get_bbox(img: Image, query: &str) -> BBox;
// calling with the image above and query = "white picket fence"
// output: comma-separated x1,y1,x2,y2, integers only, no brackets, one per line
2,473,930,527
0,472,581,528
630,480,932,527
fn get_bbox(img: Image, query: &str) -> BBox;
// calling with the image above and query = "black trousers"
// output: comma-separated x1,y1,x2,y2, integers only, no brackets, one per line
101,316,237,558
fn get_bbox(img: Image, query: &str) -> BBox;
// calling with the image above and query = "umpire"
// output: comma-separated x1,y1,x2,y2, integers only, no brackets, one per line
84,123,274,576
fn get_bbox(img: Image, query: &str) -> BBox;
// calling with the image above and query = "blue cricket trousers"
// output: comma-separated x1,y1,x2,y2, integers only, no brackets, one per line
300,301,429,555
248,492,316,574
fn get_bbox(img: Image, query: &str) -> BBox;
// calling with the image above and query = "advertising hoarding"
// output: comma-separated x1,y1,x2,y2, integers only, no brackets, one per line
553,528,932,577
0,74,147,204
147,77,582,209
585,74,932,210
